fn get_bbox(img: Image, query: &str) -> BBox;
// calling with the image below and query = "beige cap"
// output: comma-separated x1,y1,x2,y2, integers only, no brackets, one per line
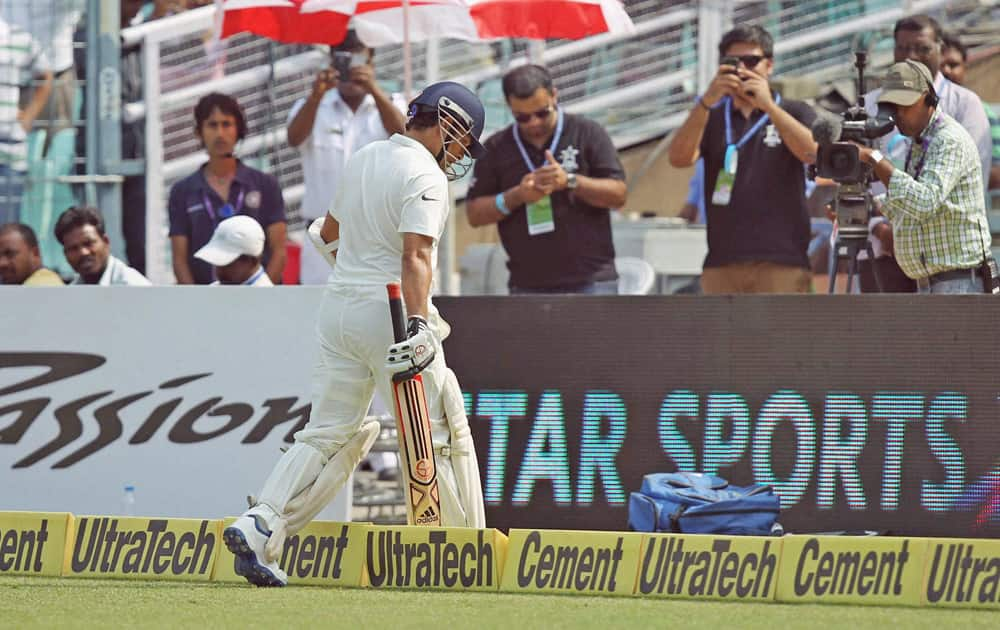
878,60,934,107
194,216,265,266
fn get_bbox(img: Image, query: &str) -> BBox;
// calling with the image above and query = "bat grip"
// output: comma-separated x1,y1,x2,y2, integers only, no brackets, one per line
387,282,407,343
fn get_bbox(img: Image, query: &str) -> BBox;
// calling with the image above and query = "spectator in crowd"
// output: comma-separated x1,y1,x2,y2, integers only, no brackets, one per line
168,92,286,285
287,31,406,285
667,25,818,293
940,33,1000,191
54,205,150,285
3,1,83,156
855,61,989,294
466,64,627,294
861,15,993,293
0,11,53,224
193,215,273,286
0,223,63,286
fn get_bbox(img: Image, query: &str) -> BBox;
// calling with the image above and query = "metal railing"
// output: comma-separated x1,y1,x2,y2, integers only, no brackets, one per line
118,0,985,285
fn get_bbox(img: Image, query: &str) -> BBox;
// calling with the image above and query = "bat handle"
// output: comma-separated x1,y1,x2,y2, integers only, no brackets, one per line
387,282,407,343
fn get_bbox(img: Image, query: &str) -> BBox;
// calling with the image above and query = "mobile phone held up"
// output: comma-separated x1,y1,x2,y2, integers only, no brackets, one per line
332,51,353,82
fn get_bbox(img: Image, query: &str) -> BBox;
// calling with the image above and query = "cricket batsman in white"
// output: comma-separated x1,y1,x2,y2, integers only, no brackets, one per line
223,81,488,586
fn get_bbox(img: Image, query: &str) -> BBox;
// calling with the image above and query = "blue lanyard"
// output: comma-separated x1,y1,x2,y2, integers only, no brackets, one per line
723,94,781,171
244,267,266,285
905,112,944,179
203,188,245,223
513,108,565,172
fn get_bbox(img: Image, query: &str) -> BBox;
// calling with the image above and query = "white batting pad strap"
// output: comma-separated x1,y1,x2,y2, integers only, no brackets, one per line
440,368,485,528
307,217,338,269
279,419,380,535
256,443,326,518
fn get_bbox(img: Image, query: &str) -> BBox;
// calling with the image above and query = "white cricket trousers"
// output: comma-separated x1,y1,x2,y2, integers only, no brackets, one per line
295,284,467,523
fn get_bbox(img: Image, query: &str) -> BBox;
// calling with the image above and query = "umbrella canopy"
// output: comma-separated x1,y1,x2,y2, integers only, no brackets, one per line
219,0,634,46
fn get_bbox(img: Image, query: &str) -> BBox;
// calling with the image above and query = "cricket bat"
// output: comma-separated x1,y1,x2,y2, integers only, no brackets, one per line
387,282,442,526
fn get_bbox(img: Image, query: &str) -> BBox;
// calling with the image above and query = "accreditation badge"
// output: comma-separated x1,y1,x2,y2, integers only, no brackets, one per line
711,170,735,206
527,195,555,235
712,144,738,206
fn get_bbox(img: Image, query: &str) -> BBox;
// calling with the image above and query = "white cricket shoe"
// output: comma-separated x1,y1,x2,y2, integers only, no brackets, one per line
223,512,288,587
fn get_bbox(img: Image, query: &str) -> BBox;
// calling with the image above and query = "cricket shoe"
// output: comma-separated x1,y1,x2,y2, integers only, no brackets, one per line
223,513,288,587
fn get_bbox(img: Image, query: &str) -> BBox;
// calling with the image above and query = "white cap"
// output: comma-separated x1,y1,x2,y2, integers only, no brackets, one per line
194,216,265,266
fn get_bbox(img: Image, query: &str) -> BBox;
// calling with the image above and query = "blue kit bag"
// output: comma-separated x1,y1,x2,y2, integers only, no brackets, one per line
628,472,780,535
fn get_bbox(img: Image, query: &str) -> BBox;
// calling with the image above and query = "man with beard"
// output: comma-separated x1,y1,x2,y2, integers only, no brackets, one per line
54,205,149,285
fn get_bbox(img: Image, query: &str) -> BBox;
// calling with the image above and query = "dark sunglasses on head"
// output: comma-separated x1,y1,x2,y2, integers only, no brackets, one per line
513,106,555,124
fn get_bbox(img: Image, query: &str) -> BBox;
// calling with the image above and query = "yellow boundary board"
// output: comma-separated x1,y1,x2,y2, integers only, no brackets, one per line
1,511,999,608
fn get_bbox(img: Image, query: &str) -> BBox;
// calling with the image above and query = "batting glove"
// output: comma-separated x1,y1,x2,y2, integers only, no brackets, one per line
386,316,439,382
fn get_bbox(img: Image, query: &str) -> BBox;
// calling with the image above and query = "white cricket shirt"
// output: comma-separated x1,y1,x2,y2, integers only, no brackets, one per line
288,91,407,220
327,134,449,291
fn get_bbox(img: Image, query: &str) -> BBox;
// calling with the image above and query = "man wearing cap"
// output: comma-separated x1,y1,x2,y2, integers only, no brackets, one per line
194,215,273,286
853,60,989,294
860,15,992,293
223,81,488,587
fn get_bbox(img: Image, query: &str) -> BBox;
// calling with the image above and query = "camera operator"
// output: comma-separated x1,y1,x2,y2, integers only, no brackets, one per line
286,31,406,284
668,25,818,294
855,61,990,294
860,15,992,292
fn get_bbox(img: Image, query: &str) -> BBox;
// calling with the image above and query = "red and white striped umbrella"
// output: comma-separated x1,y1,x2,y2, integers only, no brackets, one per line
218,0,634,46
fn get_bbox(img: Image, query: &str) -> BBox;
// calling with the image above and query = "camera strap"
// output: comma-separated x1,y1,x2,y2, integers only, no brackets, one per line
723,93,781,174
903,111,943,179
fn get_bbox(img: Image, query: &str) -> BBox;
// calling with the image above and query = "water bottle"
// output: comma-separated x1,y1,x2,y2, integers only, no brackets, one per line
122,485,136,517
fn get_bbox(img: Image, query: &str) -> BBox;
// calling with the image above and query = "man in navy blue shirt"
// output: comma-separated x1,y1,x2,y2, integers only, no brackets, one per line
168,93,286,284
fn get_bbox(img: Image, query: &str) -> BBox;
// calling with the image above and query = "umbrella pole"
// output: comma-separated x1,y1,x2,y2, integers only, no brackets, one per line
403,0,412,100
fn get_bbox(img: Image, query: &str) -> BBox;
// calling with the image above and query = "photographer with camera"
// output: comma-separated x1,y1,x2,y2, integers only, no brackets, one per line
668,26,818,294
854,60,991,294
286,31,406,284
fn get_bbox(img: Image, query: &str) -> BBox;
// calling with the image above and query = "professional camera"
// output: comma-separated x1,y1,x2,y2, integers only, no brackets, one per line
811,51,895,243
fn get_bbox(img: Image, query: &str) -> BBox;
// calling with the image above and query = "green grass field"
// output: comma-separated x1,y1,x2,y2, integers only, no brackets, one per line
3,577,999,629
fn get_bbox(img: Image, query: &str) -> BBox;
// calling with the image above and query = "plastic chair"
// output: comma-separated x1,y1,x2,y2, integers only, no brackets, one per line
616,256,656,295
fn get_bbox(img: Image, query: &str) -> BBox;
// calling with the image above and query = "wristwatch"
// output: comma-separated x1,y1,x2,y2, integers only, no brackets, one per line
869,149,885,165
566,172,578,190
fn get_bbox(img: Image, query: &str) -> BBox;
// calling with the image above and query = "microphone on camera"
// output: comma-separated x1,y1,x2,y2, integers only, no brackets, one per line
811,115,842,146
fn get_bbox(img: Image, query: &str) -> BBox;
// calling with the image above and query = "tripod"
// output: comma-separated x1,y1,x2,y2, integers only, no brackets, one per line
828,236,876,293
826,185,878,294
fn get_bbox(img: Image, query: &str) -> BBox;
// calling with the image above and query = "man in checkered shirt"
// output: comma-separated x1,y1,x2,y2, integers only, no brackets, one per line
854,60,989,294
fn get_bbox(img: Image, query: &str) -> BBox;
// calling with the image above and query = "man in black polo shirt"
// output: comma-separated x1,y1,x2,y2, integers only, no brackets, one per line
168,92,287,285
466,64,627,294
668,25,818,293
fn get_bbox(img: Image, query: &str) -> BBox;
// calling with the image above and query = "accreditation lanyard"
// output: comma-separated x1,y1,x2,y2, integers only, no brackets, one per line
203,188,245,223
904,113,944,179
722,93,781,174
244,267,266,286
513,108,565,172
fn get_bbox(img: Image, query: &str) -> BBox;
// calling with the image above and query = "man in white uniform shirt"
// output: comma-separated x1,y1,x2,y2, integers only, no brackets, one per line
194,215,273,286
286,30,406,284
224,82,488,587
